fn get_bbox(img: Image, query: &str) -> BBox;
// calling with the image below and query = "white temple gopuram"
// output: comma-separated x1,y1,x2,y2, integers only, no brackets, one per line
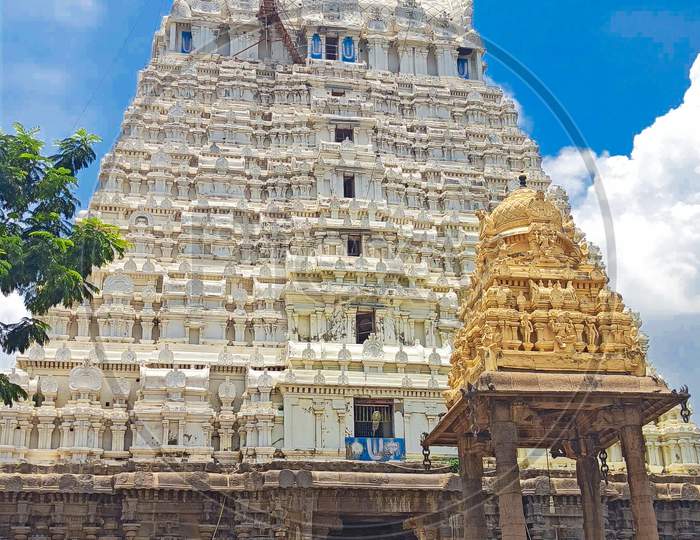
1,1,699,538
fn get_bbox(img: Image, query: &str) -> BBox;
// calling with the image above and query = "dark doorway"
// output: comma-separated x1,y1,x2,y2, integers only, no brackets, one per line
343,174,356,198
327,517,418,540
326,36,339,60
356,311,374,343
347,235,362,257
336,127,354,143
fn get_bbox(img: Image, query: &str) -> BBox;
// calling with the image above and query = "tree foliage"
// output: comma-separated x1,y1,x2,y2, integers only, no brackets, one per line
0,123,128,371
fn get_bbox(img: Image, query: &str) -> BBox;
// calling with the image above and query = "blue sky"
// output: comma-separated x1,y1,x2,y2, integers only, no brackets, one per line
2,1,700,404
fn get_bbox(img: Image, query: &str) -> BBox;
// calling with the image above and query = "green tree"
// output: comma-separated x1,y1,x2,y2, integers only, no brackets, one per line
0,124,129,404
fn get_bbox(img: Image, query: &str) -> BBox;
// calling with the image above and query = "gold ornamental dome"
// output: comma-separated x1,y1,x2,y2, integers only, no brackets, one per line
489,179,562,236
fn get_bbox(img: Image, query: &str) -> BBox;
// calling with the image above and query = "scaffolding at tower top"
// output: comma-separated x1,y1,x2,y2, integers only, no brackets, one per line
257,0,305,64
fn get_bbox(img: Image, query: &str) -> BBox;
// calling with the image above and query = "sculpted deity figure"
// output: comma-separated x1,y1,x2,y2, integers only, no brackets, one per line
425,316,437,347
550,314,575,353
520,312,534,350
550,282,564,308
496,238,509,261
495,286,510,308
479,324,502,369
382,313,396,343
564,281,577,302
538,230,552,251
585,317,599,352
324,302,346,342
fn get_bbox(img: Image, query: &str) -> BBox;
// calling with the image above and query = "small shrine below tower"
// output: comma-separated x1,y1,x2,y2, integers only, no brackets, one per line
423,177,692,540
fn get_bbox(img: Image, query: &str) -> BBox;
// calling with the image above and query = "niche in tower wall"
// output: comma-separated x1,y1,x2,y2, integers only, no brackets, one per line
356,311,374,344
354,398,394,438
348,235,362,256
326,36,339,60
343,174,356,198
336,127,354,143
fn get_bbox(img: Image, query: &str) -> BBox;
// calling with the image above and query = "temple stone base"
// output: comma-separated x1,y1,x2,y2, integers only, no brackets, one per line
0,462,698,539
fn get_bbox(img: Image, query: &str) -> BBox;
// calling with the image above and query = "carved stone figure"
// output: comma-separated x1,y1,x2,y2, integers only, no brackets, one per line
520,312,534,351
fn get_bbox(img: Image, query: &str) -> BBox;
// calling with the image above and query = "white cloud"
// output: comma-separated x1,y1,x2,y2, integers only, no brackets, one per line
542,147,598,201
0,293,28,325
0,293,29,371
544,54,700,316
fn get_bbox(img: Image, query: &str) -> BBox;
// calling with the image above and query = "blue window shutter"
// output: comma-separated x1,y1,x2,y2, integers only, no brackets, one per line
181,31,193,53
310,34,323,59
341,37,356,63
458,58,469,79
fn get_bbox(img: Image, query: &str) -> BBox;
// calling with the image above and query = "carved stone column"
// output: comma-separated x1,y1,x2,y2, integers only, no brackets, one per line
574,437,605,540
457,436,488,540
491,400,527,540
617,406,660,540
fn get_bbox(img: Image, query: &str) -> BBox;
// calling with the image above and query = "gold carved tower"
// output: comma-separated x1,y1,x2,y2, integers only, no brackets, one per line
426,178,691,540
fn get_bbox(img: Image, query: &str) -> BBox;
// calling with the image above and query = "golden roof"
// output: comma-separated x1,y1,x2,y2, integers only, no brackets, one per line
446,182,648,407
484,187,563,237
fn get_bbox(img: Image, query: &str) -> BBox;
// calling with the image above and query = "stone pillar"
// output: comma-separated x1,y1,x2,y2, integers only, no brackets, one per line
457,436,488,540
37,421,54,449
575,438,605,540
491,401,527,540
474,52,484,81
112,424,127,452
368,40,388,71
337,410,346,453
415,48,428,75
399,47,413,74
313,402,325,450
618,406,660,540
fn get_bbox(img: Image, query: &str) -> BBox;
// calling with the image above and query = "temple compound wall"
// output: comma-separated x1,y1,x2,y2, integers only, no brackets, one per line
0,463,699,539
2,1,700,538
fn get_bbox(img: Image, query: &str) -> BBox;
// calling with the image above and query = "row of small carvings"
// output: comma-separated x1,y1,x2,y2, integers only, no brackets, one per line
87,210,484,241
95,177,517,201
120,117,524,150
132,85,516,114
143,57,492,92
140,60,501,101
112,134,535,166
128,94,521,128
92,183,510,211
122,104,527,146
101,143,543,179
114,134,532,161
93,196,488,223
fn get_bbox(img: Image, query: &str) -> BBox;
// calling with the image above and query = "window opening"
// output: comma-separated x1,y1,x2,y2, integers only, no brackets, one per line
354,399,394,438
356,311,374,344
343,174,356,198
348,235,362,257
335,127,354,143
326,36,339,60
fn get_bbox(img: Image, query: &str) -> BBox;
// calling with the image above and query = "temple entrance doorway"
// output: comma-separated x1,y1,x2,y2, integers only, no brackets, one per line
327,516,417,540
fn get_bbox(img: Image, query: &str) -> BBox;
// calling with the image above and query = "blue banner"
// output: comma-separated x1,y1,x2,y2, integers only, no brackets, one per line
181,31,193,54
341,37,356,63
345,437,406,462
457,58,469,79
310,34,323,59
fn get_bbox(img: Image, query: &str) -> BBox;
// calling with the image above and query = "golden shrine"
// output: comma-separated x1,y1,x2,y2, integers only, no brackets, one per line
424,177,692,540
